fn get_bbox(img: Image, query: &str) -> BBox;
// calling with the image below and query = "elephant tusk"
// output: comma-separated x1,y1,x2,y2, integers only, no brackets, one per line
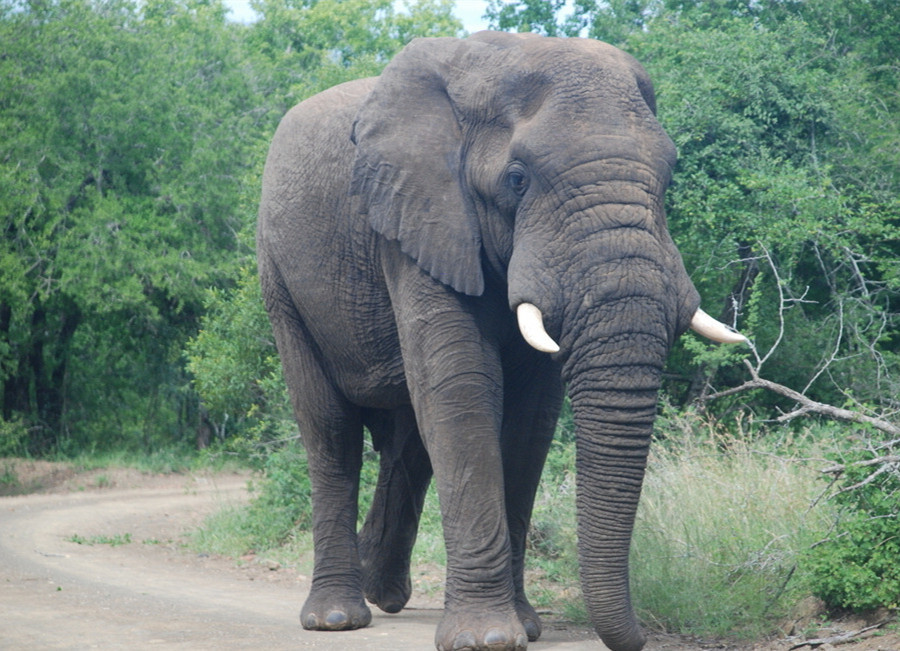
516,303,560,354
690,308,748,344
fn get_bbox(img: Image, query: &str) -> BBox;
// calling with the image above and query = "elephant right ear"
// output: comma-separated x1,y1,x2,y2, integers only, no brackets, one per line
350,37,486,297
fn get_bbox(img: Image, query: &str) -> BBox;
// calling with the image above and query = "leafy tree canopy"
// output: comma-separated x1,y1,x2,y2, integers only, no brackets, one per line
0,0,460,454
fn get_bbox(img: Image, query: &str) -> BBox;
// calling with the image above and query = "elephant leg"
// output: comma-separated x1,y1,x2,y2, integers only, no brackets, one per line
358,407,432,614
501,351,565,642
388,304,524,646
260,255,371,631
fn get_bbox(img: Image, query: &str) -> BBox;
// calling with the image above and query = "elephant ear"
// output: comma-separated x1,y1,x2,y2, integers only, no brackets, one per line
350,37,486,297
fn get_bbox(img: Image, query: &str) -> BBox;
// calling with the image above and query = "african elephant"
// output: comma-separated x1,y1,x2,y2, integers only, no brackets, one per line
257,30,744,651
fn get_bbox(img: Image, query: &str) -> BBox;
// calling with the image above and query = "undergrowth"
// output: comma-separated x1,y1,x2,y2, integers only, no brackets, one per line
805,439,900,611
630,412,834,639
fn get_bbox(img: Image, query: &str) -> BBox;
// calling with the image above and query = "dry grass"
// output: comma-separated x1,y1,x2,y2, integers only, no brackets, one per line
631,413,835,638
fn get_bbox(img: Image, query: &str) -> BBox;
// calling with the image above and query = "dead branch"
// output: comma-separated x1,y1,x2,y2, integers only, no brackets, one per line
788,621,888,649
705,359,900,438
822,455,900,475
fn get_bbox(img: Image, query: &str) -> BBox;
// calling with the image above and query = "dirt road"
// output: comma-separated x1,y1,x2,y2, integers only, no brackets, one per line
0,467,597,650
2,464,896,651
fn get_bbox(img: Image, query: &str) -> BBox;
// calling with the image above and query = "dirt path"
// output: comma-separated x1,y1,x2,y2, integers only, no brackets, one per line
0,466,596,650
0,463,895,651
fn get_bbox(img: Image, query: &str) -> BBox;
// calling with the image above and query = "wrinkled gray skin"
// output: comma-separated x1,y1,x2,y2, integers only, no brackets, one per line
258,31,702,651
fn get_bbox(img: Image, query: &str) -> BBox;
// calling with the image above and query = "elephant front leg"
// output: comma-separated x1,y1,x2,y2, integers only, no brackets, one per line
387,254,527,650
403,342,527,650
501,350,565,642
427,403,529,651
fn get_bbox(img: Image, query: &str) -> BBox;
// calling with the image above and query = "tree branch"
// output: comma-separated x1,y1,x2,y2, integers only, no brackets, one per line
705,359,900,438
788,621,888,649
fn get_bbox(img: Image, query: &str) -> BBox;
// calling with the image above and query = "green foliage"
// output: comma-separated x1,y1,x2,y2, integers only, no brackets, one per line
247,0,461,106
191,444,312,555
244,443,314,547
484,0,568,36
806,441,900,611
1,0,264,453
644,5,900,417
0,0,460,457
192,439,389,556
0,415,29,456
185,264,292,449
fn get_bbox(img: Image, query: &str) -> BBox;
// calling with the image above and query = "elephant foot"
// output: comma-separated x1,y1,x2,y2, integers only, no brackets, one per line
435,608,528,651
300,588,372,631
359,525,414,614
363,568,412,614
515,596,542,642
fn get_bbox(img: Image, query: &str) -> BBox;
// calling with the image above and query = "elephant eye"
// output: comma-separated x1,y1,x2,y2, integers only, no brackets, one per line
506,167,529,197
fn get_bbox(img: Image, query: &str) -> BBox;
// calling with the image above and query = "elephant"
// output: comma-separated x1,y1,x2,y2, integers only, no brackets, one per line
257,30,745,651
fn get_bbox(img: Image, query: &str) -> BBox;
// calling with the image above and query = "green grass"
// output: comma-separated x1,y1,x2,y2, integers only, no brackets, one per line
61,446,240,475
67,532,133,546
517,415,839,640
0,460,19,491
525,438,581,612
630,420,834,639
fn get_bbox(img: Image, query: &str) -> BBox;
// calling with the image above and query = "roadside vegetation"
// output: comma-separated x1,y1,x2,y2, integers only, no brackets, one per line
3,0,898,642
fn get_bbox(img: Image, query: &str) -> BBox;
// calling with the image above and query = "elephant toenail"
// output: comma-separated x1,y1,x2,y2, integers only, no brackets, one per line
515,633,529,648
302,613,319,629
484,628,507,645
452,631,477,650
325,610,347,627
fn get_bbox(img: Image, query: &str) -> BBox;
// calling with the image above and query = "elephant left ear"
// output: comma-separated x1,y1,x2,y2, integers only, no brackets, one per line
350,37,488,297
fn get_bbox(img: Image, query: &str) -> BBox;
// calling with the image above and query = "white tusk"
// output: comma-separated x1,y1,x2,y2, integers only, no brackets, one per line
516,303,560,353
690,308,748,344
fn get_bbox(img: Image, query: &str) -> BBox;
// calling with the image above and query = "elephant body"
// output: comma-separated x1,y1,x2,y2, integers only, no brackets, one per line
258,31,741,651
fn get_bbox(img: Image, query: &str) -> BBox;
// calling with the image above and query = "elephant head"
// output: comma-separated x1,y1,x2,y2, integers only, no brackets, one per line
350,32,743,651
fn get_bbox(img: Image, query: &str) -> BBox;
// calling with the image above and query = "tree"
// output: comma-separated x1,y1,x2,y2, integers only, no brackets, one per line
0,0,267,452
246,0,461,110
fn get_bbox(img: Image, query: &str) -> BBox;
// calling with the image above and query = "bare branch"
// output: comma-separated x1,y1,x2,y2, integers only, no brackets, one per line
788,621,889,649
822,455,900,474
751,244,786,369
802,297,844,395
705,360,900,438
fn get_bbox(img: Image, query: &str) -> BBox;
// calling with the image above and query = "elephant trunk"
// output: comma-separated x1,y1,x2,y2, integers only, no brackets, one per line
562,302,670,651
568,374,657,651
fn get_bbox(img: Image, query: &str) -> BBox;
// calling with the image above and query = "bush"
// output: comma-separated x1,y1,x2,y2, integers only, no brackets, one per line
192,443,313,556
806,441,900,611
0,416,29,457
192,436,389,557
185,265,290,444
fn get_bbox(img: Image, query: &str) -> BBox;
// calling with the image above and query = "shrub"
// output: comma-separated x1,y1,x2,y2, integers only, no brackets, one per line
0,416,29,457
806,441,900,611
192,443,313,556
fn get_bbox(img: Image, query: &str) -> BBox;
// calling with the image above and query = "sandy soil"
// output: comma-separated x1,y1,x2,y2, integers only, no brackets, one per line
1,460,896,651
